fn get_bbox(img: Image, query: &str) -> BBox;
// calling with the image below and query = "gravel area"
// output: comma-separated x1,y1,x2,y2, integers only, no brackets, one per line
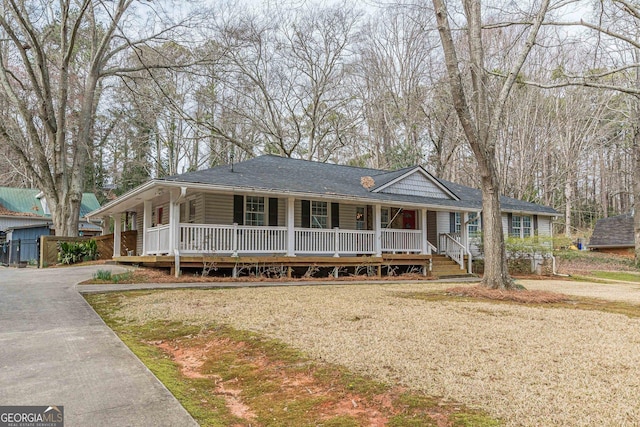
117,282,640,426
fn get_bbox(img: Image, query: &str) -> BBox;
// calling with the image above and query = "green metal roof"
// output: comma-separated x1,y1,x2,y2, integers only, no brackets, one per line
0,187,100,218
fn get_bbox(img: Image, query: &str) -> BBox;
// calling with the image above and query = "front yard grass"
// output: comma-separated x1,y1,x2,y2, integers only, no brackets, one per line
86,282,640,426
590,270,640,283
86,291,499,426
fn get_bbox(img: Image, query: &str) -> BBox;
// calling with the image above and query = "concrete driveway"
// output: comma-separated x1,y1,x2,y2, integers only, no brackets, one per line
0,265,197,427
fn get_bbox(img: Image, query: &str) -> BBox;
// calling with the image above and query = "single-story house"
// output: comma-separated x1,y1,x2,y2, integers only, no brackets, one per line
0,187,101,265
86,155,558,276
588,213,635,256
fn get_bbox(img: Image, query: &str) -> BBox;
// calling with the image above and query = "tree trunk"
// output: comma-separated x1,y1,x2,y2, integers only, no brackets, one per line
432,0,549,289
564,170,572,237
480,170,513,288
634,129,640,267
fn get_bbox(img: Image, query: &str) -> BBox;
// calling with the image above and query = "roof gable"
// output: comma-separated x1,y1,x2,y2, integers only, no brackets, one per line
372,167,457,200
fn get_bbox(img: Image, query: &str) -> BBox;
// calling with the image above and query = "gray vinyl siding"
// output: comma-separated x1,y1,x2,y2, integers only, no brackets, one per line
436,211,450,237
502,214,509,236
381,172,450,199
339,204,357,230
135,206,144,255
204,194,233,224
537,216,552,236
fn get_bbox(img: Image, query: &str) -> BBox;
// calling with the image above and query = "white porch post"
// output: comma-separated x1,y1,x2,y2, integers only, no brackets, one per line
113,213,122,258
461,211,469,272
287,197,295,256
374,204,382,257
461,211,469,249
421,208,429,254
142,200,152,255
169,191,180,253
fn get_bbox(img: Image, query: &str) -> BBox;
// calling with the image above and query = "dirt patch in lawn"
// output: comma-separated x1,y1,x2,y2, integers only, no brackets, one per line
145,330,487,427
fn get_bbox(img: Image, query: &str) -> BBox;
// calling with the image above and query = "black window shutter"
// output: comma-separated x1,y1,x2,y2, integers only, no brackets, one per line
301,200,311,228
533,215,539,234
507,213,513,235
331,203,339,228
480,212,484,231
233,195,244,225
269,198,278,226
449,212,456,233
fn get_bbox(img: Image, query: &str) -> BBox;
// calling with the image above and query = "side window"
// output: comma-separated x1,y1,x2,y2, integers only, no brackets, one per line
511,215,521,237
522,216,532,237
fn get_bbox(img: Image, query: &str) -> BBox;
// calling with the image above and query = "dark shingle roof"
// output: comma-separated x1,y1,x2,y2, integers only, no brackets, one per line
161,155,557,214
589,213,634,248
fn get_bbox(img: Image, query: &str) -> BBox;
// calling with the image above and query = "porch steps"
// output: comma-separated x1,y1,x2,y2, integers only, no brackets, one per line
431,254,476,279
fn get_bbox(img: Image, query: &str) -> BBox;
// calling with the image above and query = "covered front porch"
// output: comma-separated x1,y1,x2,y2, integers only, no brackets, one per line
102,185,474,277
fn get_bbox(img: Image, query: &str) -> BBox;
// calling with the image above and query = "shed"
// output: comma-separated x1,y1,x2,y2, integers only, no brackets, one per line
588,213,634,255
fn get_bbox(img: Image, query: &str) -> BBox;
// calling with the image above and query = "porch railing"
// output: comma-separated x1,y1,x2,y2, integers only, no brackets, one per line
295,228,375,255
146,224,171,255
381,229,422,253
439,233,470,271
147,223,438,257
180,224,287,254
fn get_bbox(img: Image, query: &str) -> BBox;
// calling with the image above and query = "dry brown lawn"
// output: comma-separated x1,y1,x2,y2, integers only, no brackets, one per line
521,279,640,304
116,281,640,426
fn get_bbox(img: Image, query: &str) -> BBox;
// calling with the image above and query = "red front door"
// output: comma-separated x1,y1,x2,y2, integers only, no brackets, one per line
402,210,416,229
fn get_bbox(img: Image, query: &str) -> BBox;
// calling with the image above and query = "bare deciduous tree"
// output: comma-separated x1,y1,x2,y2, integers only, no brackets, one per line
432,0,551,288
0,0,197,235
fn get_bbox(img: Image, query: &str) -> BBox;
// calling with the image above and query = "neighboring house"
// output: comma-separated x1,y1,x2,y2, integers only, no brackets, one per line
588,213,635,256
87,155,558,276
0,187,101,264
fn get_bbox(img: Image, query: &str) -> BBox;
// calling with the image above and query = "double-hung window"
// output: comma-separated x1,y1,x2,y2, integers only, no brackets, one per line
453,212,462,233
468,212,481,236
311,201,328,228
522,215,532,237
381,207,390,229
245,196,265,226
356,207,365,230
511,215,532,238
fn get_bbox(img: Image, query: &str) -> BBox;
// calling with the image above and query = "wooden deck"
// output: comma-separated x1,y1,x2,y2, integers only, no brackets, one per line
114,253,434,277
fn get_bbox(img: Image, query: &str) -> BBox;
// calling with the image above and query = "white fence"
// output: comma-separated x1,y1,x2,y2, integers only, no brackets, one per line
146,223,432,256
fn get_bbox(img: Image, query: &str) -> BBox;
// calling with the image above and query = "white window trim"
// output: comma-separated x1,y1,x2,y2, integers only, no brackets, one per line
311,200,328,229
245,195,266,226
